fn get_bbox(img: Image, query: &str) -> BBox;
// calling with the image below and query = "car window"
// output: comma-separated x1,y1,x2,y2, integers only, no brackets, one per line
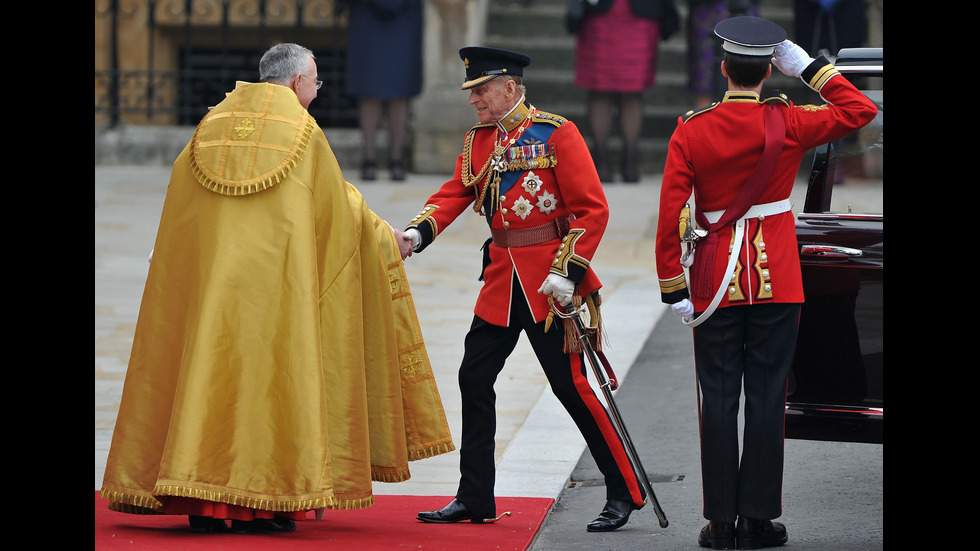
823,87,882,215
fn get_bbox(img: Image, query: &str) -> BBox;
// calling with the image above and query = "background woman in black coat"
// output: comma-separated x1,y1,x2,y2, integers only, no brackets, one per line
341,0,423,181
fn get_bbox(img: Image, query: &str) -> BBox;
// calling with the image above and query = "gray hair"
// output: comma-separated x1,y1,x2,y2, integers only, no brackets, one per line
494,75,527,98
259,43,315,84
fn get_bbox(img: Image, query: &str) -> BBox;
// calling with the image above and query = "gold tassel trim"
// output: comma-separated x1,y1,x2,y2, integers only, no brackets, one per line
101,484,336,514
100,487,165,513
322,495,376,510
562,292,604,354
101,489,378,514
372,466,411,483
190,109,317,197
408,441,456,461
150,484,336,512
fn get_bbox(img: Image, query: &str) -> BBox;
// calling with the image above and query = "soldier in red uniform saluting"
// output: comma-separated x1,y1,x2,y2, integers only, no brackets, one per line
654,16,878,550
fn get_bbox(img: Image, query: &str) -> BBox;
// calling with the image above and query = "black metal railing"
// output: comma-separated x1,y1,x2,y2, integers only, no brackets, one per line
95,0,356,128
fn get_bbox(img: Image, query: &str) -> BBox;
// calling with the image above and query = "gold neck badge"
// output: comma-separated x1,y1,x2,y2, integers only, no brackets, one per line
462,97,536,214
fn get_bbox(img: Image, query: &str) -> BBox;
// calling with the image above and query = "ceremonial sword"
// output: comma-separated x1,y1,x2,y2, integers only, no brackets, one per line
550,299,669,528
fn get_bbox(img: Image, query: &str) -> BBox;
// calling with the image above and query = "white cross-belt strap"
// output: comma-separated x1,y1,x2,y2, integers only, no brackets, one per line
683,199,791,328
702,198,791,224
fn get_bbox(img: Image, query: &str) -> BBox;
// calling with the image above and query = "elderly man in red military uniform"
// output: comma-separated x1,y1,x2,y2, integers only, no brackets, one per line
402,46,646,532
654,16,878,550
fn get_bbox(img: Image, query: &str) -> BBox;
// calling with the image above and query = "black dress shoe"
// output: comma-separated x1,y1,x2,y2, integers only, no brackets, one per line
361,159,377,181
735,517,787,549
621,149,640,183
698,521,736,549
188,515,229,533
230,517,297,534
585,499,636,532
593,149,613,183
417,499,487,524
389,159,406,181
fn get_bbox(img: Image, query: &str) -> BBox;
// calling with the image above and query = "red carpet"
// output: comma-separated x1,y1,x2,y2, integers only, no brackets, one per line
95,492,554,550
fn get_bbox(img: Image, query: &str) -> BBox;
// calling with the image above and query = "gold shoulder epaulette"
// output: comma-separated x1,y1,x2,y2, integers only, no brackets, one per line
469,122,495,133
762,91,791,107
532,110,568,127
682,102,719,123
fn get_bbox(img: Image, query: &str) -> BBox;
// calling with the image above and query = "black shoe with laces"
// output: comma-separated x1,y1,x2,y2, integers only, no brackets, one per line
188,515,229,533
735,517,787,549
230,517,297,534
698,521,736,549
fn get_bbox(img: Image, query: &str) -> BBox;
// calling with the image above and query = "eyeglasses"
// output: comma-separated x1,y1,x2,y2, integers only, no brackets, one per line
300,73,323,90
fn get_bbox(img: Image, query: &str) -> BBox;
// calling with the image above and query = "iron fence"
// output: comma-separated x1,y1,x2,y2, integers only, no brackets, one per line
95,0,356,127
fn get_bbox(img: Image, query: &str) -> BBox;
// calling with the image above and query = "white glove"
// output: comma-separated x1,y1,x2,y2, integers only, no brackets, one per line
671,298,694,318
538,273,575,306
772,40,813,78
403,228,421,250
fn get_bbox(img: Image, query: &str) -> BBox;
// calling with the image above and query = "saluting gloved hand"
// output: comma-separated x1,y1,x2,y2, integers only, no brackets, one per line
772,39,813,78
670,298,694,318
538,273,575,306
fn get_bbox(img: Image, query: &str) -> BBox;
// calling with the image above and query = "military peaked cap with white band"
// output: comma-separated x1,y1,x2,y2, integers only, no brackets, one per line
714,16,787,56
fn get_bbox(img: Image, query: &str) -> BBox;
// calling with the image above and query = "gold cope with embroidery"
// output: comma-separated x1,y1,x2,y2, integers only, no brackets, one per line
233,118,256,140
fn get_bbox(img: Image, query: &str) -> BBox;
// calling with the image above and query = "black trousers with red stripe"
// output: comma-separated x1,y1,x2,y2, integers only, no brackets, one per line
454,278,645,518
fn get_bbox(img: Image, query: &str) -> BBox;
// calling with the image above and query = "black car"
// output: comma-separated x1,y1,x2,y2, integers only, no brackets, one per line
785,48,883,444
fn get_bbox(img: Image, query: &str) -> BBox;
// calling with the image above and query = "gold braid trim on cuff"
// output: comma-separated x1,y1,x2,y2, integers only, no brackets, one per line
808,63,839,91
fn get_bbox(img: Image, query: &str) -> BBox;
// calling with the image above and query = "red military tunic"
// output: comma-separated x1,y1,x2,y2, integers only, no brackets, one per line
408,98,608,326
655,57,878,312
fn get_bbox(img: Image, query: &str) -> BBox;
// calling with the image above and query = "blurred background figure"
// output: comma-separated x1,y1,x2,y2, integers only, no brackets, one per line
339,0,423,181
793,0,868,57
685,0,759,108
572,0,678,184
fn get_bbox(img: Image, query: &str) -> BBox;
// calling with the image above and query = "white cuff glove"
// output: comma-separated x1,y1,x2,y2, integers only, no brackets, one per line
671,298,694,318
538,273,575,306
772,39,813,78
403,228,421,251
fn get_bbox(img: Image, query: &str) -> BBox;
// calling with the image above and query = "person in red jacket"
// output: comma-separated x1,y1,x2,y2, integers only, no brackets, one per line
403,46,646,532
654,17,877,550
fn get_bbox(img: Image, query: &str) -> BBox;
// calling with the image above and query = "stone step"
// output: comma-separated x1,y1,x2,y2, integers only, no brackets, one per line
481,0,810,175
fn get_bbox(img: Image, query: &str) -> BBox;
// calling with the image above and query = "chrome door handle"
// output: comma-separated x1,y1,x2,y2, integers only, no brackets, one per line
800,245,863,257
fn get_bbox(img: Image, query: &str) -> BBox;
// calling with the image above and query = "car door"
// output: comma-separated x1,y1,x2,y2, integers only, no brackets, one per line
786,49,883,444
